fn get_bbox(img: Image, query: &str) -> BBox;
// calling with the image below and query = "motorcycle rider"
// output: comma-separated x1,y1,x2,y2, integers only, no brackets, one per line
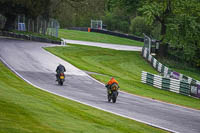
56,64,66,81
105,77,119,94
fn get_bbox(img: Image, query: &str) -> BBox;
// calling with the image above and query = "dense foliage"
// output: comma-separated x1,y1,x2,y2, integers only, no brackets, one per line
55,0,106,27
107,0,200,67
165,0,200,67
0,0,87,30
102,8,130,33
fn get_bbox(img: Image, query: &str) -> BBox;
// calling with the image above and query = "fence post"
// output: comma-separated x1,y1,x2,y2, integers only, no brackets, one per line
143,48,147,58
161,65,165,73
141,71,147,84
158,63,162,72
32,20,34,32
153,58,157,68
142,47,145,56
148,54,152,62
37,17,39,33
151,56,154,65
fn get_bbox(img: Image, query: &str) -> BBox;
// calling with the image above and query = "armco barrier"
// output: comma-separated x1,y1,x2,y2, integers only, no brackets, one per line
142,35,199,98
146,73,154,85
67,27,88,31
190,84,200,98
66,28,144,42
141,71,191,96
0,31,61,44
142,47,200,85
91,29,144,42
162,78,170,91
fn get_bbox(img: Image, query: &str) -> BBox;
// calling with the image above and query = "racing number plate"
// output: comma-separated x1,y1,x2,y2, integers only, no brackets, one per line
60,76,64,79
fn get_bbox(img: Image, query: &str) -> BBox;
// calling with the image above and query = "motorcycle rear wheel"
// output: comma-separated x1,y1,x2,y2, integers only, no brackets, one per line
112,97,116,103
59,80,63,86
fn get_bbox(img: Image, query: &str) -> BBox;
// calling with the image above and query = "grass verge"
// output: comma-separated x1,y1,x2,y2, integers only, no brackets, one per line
0,61,168,133
59,29,143,46
45,44,200,110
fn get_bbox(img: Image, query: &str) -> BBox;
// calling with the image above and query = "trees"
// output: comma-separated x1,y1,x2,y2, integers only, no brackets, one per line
165,0,200,67
0,0,26,30
112,0,200,67
0,0,51,30
139,0,200,67
139,0,173,41
56,0,106,28
0,0,87,30
106,0,142,14
103,7,130,33
129,16,152,37
103,0,142,33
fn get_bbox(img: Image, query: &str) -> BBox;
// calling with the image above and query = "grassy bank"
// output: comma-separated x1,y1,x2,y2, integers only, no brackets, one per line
45,44,200,110
0,61,168,133
59,29,143,46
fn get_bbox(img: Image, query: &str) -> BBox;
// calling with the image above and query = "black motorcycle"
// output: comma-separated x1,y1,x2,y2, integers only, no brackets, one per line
106,83,119,103
57,73,65,85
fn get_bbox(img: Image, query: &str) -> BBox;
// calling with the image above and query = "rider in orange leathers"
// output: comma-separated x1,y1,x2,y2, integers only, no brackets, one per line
105,77,119,94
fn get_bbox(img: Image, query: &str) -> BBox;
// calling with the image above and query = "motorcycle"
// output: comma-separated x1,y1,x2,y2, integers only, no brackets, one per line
106,83,119,103
57,73,65,85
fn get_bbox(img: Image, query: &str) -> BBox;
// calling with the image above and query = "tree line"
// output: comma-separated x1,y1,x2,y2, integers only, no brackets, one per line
99,0,200,68
0,0,91,30
0,0,200,67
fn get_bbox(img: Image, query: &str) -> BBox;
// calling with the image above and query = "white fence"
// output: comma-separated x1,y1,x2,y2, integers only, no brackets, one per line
141,71,200,97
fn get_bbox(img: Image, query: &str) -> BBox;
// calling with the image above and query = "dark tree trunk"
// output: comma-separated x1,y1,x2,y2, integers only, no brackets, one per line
161,23,166,36
4,14,16,31
160,20,167,42
157,43,169,57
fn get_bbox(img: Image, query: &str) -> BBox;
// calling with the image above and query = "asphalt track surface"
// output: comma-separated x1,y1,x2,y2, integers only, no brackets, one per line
62,39,142,51
0,37,200,133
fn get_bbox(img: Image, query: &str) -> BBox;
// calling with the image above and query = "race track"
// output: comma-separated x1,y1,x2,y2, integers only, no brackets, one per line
0,37,200,133
62,39,142,51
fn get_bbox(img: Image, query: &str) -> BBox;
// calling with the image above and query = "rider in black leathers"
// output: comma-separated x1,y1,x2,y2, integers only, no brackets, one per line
56,64,66,81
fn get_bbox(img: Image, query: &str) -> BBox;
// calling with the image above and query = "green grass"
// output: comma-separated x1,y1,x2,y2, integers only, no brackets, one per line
0,62,168,133
59,29,143,46
157,57,200,81
45,44,200,110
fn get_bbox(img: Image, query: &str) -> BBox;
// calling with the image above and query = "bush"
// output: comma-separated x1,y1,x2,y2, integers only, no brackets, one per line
103,9,130,33
129,16,151,37
129,16,161,38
